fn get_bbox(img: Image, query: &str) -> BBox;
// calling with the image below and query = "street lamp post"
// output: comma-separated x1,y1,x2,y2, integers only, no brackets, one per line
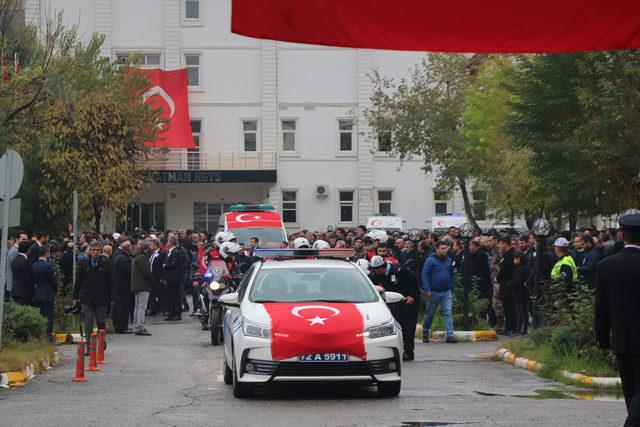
531,218,551,329
458,222,476,330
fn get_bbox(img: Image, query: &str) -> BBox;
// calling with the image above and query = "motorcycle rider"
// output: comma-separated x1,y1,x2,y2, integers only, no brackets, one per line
369,255,420,361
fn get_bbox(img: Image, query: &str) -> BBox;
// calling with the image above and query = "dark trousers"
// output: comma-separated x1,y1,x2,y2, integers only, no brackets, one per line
391,298,420,355
617,353,640,427
515,299,528,334
167,282,182,318
480,291,497,327
502,294,517,332
13,296,32,306
148,282,160,313
113,287,130,332
81,303,107,342
35,300,55,338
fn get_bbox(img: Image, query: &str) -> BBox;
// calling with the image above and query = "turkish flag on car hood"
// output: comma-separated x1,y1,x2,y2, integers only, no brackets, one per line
226,211,283,229
232,0,640,53
264,302,367,360
143,68,195,149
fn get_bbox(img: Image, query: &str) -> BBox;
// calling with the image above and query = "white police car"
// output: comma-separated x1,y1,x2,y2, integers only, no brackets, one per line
219,249,404,398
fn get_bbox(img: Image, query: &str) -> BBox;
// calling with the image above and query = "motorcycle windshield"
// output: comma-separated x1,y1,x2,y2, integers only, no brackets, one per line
207,260,229,280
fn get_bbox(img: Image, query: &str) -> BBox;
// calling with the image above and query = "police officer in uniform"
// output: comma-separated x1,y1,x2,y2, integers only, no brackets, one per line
550,237,578,290
369,255,420,361
595,214,640,426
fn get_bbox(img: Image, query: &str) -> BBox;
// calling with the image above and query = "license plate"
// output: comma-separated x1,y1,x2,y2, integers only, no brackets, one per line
298,353,350,362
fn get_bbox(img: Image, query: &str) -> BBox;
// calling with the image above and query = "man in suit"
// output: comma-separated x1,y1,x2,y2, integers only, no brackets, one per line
497,236,516,335
147,237,166,316
6,231,28,299
11,241,34,305
32,245,57,341
111,239,133,334
596,214,640,426
163,236,184,321
27,230,49,264
74,241,112,351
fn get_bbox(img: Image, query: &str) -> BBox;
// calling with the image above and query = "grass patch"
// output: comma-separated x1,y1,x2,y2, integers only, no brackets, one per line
0,339,55,373
505,337,619,380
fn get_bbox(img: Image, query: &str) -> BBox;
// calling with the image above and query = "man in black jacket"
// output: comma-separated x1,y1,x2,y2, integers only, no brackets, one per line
463,240,495,326
497,237,516,335
74,241,112,348
577,235,601,288
369,255,420,361
147,238,166,316
27,231,49,264
111,239,133,333
11,241,34,305
163,237,185,321
32,245,57,341
595,214,640,426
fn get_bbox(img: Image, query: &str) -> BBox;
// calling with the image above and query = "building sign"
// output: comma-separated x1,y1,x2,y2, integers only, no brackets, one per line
148,170,277,184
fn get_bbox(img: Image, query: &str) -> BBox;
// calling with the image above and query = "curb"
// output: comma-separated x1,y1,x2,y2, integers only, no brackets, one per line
416,324,497,342
54,333,84,345
0,351,60,388
496,348,621,388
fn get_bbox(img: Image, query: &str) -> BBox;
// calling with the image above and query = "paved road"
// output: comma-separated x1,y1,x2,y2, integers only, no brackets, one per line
0,316,626,426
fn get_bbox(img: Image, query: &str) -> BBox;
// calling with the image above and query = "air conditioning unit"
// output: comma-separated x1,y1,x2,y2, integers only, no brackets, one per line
315,184,329,198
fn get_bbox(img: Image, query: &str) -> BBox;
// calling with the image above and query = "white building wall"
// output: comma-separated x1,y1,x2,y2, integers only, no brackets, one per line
29,0,448,232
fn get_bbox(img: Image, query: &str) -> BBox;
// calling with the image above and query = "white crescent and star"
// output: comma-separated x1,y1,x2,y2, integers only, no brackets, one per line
142,85,176,129
235,214,261,223
291,305,341,326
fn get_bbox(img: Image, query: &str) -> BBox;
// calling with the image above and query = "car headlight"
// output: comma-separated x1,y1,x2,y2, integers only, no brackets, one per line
209,281,224,291
365,321,397,339
242,320,271,338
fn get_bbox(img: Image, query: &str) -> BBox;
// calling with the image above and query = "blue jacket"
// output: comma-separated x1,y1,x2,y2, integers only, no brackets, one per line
32,258,58,302
421,254,455,292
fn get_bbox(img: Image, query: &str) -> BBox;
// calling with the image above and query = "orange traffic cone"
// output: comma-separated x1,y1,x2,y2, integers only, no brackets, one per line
72,340,87,382
97,329,107,365
87,332,100,372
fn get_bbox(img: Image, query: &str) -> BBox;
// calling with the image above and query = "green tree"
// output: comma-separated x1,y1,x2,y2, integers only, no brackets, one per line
365,53,486,233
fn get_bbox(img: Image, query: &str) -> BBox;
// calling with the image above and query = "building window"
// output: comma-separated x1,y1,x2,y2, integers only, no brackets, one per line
282,120,296,152
282,191,297,223
185,54,200,87
188,120,201,170
120,202,165,232
243,120,258,152
193,202,240,231
434,190,451,215
339,191,354,223
116,52,161,68
338,119,354,152
473,190,487,221
377,190,393,215
185,0,199,19
377,131,392,152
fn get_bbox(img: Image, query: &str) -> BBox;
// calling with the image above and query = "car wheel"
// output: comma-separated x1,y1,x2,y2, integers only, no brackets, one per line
377,381,401,397
223,351,233,385
232,352,253,398
210,309,221,345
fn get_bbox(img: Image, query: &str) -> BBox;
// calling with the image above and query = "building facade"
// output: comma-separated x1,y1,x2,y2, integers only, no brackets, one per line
26,0,479,232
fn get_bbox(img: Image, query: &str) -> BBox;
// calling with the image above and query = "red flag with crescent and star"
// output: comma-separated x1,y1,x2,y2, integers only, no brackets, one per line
143,68,195,149
226,211,284,229
264,302,367,360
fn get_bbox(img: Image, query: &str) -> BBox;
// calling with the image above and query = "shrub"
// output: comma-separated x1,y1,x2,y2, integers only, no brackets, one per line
2,302,47,345
529,327,550,347
549,325,579,356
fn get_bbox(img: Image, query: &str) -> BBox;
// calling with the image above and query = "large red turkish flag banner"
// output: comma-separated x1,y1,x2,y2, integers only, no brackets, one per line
264,302,367,360
143,68,195,149
225,211,284,229
232,0,640,53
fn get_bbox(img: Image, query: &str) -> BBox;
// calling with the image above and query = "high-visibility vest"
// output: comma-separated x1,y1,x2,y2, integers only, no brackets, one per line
550,255,578,282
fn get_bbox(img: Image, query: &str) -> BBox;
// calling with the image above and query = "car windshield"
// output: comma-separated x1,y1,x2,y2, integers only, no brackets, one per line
249,267,379,303
228,227,287,247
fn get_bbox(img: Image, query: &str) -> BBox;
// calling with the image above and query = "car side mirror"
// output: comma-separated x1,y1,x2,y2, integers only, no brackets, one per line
219,292,240,307
382,291,405,305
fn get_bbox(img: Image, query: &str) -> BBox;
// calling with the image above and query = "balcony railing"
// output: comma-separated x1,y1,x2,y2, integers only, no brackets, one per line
147,150,277,171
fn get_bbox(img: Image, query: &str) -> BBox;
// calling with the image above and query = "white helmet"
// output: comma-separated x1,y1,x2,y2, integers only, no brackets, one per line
215,231,236,248
312,240,330,249
367,230,389,244
355,258,370,274
293,237,310,249
369,255,386,268
219,242,241,259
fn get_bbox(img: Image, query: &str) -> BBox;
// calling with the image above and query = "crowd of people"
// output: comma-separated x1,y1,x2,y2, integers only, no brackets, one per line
1,222,620,355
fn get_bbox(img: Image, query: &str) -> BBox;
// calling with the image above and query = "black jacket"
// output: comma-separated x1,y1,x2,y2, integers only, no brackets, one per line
32,259,57,302
497,248,516,296
10,254,34,300
462,249,491,297
111,248,132,290
507,263,528,301
149,250,166,286
595,246,640,354
164,247,185,285
370,262,420,299
74,256,112,306
27,241,41,264
577,248,601,288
